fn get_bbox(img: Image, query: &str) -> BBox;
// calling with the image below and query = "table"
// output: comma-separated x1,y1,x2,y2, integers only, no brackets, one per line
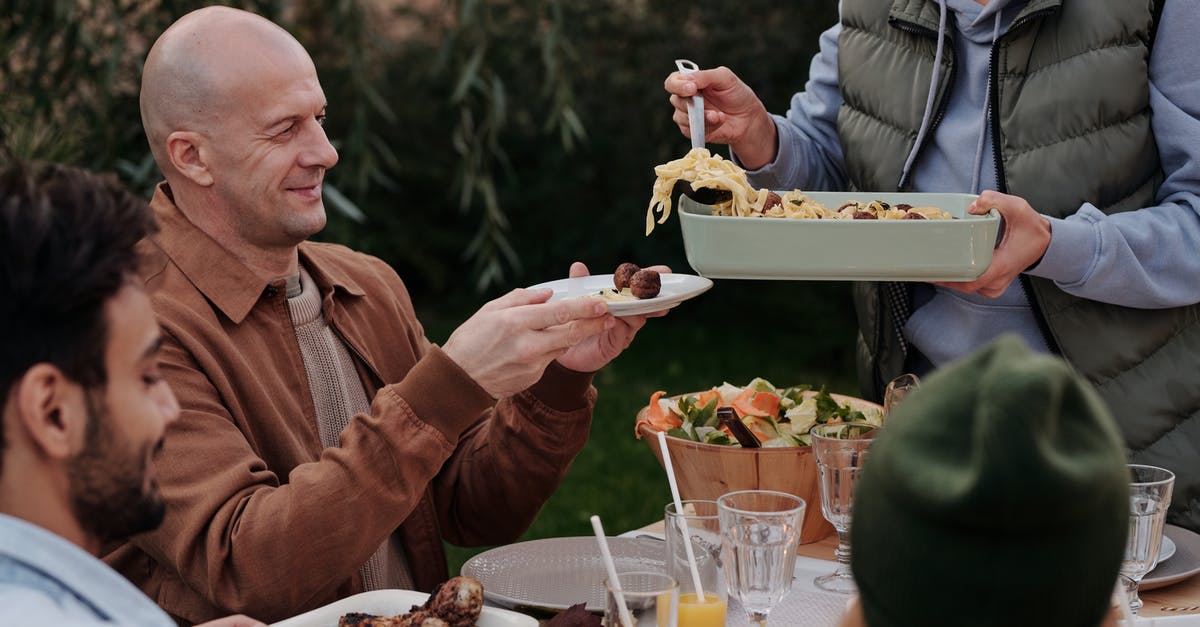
641,522,1200,621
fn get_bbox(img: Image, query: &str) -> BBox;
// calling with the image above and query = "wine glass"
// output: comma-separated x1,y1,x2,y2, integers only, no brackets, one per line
883,373,920,418
810,422,879,594
717,490,805,626
1120,464,1174,614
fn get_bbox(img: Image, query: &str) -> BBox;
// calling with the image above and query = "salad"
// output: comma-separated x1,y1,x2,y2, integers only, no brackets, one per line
635,378,882,447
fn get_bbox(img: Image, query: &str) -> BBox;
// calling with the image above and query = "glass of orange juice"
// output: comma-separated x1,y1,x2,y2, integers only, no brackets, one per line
665,500,728,627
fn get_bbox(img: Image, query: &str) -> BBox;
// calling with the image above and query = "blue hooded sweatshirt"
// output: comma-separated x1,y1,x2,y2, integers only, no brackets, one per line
741,0,1200,370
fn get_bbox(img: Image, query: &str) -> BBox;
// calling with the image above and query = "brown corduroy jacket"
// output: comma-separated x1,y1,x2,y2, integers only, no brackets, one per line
104,184,596,624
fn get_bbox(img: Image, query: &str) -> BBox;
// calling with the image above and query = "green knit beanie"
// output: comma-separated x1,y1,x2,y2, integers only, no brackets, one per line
850,336,1129,627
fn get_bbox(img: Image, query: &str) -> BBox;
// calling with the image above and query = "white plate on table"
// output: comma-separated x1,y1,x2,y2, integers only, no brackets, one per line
1142,525,1200,591
461,536,665,612
271,589,537,627
1161,535,1178,564
528,273,712,317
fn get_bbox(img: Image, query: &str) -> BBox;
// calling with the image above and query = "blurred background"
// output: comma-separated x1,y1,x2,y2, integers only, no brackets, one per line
0,0,855,571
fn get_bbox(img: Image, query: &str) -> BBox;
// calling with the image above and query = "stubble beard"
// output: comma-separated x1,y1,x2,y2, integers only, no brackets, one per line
65,391,166,545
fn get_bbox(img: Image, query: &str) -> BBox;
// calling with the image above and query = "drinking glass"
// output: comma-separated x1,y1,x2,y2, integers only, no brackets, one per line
603,571,679,627
810,422,879,594
664,500,728,627
883,373,920,418
1120,464,1174,614
717,490,806,626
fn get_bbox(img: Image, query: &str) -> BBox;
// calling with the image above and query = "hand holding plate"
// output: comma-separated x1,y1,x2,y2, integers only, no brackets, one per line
443,285,612,398
555,261,671,373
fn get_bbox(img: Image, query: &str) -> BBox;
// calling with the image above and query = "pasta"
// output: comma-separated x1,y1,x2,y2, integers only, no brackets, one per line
645,147,954,234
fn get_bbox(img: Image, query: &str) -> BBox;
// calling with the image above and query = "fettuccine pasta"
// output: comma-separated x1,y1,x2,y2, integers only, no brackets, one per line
645,147,955,235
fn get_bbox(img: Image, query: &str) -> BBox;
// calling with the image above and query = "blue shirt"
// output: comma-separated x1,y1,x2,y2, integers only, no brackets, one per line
742,0,1200,369
0,514,174,626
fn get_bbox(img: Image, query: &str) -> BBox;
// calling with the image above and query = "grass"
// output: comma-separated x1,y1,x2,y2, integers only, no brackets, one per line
417,280,862,574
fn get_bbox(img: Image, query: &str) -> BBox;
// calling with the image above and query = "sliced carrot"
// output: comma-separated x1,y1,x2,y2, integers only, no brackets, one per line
635,390,682,438
750,391,780,417
696,389,721,409
732,389,780,418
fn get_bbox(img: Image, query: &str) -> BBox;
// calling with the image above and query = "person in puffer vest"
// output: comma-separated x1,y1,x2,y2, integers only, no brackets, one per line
662,0,1200,532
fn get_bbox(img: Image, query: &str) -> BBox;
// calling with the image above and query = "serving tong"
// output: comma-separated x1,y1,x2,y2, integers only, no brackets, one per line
717,406,761,448
672,59,733,207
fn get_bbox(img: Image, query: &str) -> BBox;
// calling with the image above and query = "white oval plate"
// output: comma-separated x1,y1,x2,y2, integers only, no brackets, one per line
527,273,713,317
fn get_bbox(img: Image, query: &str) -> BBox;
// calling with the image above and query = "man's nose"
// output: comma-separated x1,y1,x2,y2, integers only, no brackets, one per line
157,383,181,426
301,122,339,170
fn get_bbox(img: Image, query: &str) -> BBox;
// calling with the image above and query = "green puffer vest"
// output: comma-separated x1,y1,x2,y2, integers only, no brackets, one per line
840,0,1200,530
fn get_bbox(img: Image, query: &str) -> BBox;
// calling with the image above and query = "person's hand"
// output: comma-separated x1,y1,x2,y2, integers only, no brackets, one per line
443,284,613,398
664,66,777,169
556,262,669,373
935,190,1052,298
196,616,266,627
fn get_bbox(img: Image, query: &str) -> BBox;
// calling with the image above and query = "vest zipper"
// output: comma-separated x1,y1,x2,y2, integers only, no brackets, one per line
988,7,1062,355
889,18,956,191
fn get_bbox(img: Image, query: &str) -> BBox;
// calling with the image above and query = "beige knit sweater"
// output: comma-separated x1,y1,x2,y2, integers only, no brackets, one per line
287,268,414,590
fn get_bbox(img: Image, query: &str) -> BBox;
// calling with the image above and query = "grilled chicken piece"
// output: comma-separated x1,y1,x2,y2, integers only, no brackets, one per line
423,576,484,627
338,576,484,627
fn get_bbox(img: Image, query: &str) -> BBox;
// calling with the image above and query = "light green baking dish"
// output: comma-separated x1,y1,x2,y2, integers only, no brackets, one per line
677,192,1001,281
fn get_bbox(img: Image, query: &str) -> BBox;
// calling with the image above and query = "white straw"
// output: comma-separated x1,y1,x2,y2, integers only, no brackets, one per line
591,515,633,627
657,431,707,602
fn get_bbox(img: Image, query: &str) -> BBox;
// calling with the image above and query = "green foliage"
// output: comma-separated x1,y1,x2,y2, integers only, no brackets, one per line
1,0,842,299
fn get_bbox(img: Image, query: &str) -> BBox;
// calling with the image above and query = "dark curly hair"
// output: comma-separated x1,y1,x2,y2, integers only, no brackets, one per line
0,158,157,469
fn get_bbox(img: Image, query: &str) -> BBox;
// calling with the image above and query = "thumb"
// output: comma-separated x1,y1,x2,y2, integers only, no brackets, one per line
692,66,738,91
569,261,590,279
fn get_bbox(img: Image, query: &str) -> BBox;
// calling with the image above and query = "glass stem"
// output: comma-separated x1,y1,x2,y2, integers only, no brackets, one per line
835,529,851,566
1123,574,1144,615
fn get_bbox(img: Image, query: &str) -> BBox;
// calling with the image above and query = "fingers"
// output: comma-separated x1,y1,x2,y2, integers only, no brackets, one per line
968,190,1018,215
477,287,554,314
518,297,607,330
668,67,740,93
569,261,589,279
548,315,614,350
643,264,672,274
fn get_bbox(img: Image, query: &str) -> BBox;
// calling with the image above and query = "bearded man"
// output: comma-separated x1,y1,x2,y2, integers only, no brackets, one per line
0,160,263,626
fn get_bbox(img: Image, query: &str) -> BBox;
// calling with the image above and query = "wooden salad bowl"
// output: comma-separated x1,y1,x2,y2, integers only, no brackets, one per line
636,391,882,544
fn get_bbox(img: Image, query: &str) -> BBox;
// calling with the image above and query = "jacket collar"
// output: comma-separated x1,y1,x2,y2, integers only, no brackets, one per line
889,0,1056,34
149,183,365,324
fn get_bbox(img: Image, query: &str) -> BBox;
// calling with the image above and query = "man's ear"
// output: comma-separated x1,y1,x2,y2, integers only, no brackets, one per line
165,130,215,187
12,364,88,461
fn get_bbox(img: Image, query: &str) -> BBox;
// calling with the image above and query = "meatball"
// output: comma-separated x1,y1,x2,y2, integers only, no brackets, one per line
902,211,926,220
629,269,661,299
614,262,640,290
763,191,783,212
852,210,877,220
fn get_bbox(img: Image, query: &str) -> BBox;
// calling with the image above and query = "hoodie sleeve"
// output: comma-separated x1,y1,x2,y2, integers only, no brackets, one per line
1028,0,1200,308
735,19,849,193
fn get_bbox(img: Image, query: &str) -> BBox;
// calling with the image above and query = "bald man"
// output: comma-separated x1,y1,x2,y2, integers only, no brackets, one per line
108,6,665,623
